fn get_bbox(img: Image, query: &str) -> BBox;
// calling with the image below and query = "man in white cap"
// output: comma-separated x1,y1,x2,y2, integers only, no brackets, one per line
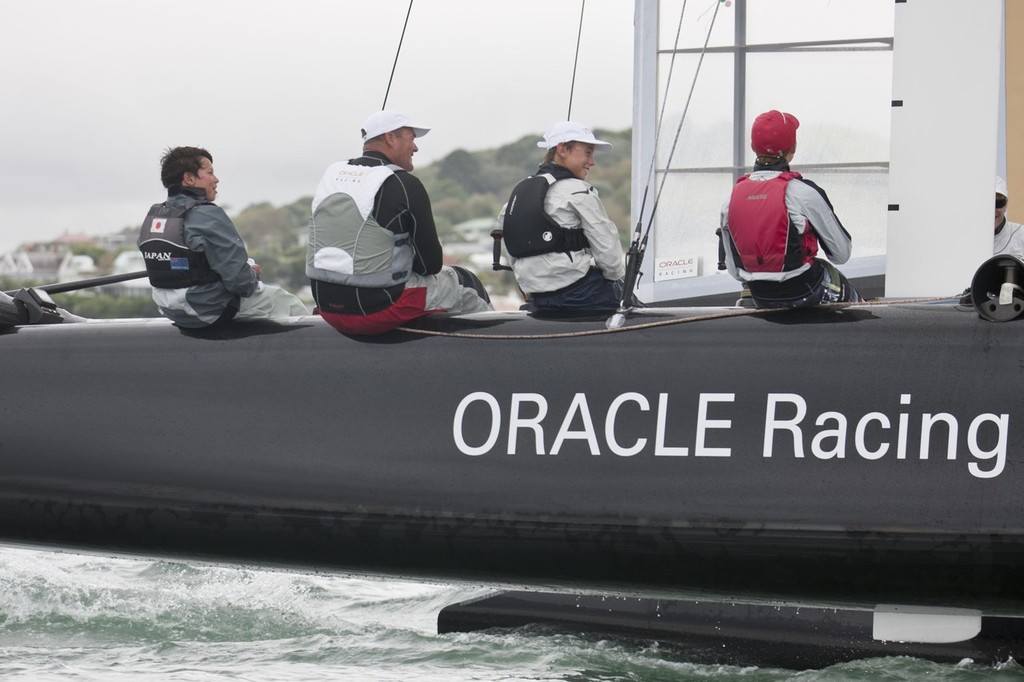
993,176,1024,259
719,110,860,308
307,110,493,335
498,121,630,310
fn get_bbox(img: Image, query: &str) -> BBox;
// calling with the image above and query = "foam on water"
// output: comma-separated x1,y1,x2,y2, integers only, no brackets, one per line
0,546,1020,681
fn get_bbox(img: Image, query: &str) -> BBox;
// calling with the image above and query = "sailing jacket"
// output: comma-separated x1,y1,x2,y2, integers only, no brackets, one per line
308,152,443,315
499,164,626,295
139,186,259,327
719,167,852,284
994,218,1024,260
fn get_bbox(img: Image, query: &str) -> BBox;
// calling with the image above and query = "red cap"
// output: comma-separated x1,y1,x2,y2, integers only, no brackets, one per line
751,110,800,157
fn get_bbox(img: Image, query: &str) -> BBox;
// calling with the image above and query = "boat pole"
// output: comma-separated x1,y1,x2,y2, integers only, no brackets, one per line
4,270,148,296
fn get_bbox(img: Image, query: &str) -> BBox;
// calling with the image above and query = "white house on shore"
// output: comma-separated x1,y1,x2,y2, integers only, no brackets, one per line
0,244,94,285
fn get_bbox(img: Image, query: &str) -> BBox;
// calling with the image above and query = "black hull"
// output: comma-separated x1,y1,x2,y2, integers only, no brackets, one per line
1,303,1022,613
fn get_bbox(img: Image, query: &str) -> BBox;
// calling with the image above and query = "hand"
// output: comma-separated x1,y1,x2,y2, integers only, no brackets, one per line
247,258,262,279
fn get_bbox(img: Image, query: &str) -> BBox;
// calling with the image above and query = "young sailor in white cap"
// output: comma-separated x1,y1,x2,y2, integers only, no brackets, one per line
498,121,630,311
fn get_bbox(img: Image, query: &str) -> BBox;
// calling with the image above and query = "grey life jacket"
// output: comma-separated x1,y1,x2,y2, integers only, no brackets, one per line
137,198,220,289
307,162,415,288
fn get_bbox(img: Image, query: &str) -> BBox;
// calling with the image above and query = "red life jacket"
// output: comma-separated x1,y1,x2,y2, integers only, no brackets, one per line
726,172,818,273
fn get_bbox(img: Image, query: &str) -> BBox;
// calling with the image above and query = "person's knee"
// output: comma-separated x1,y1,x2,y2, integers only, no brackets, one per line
450,265,490,303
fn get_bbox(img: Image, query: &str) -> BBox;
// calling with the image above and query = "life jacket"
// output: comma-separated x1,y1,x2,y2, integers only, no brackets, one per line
501,164,591,258
307,161,415,288
726,171,818,273
137,198,220,289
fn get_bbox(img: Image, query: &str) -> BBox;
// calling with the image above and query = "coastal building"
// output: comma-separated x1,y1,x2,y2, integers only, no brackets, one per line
0,243,92,285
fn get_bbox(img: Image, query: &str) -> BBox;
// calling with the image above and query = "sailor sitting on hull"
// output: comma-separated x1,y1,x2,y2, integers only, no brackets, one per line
719,110,861,309
308,110,493,336
138,146,308,328
498,121,637,312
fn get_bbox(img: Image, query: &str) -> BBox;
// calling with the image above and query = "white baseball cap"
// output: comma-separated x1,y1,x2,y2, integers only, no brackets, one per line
537,121,612,150
996,175,1009,198
361,110,431,141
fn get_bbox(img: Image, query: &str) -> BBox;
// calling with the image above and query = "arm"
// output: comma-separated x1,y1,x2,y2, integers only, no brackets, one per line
569,185,626,281
379,173,443,275
497,201,517,266
184,204,259,297
788,179,853,264
719,199,743,279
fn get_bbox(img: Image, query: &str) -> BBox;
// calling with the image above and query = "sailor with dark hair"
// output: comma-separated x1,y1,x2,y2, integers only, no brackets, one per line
308,110,493,335
499,121,630,311
719,110,861,308
138,146,308,327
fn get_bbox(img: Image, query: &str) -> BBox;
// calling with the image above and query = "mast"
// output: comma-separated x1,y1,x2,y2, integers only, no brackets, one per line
630,0,658,303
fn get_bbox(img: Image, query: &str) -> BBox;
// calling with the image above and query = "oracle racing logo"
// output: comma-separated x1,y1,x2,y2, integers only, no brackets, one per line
451,391,1008,480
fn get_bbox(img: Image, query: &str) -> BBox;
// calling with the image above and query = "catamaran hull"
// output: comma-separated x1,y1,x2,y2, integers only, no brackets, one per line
0,304,1021,613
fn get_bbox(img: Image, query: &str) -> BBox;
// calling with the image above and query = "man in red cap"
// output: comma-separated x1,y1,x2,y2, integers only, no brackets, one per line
718,110,860,308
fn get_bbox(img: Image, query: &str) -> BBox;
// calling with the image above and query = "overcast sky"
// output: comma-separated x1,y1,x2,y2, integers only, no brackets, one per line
0,0,635,253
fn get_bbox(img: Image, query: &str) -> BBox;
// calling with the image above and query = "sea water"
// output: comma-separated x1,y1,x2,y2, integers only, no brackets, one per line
0,546,1021,681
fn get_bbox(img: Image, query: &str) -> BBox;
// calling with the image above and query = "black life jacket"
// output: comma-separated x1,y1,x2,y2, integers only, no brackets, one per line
502,164,591,258
137,197,221,289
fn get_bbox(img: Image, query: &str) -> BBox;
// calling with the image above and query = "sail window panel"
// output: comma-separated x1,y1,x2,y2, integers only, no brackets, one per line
745,0,895,45
790,170,889,258
655,53,734,169
650,171,736,277
743,51,893,167
657,0,736,49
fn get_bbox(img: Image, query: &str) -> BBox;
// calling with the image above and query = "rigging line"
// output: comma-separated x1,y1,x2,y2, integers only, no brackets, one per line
567,0,586,120
382,0,415,110
613,0,700,317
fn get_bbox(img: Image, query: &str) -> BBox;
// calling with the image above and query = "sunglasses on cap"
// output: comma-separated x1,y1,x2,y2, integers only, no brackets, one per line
997,196,1008,209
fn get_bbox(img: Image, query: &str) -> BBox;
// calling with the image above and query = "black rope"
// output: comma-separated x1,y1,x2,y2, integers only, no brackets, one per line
567,0,586,119
382,0,415,110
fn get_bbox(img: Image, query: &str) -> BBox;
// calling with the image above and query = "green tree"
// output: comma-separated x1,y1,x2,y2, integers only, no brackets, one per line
438,150,488,194
234,202,302,252
495,135,542,170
